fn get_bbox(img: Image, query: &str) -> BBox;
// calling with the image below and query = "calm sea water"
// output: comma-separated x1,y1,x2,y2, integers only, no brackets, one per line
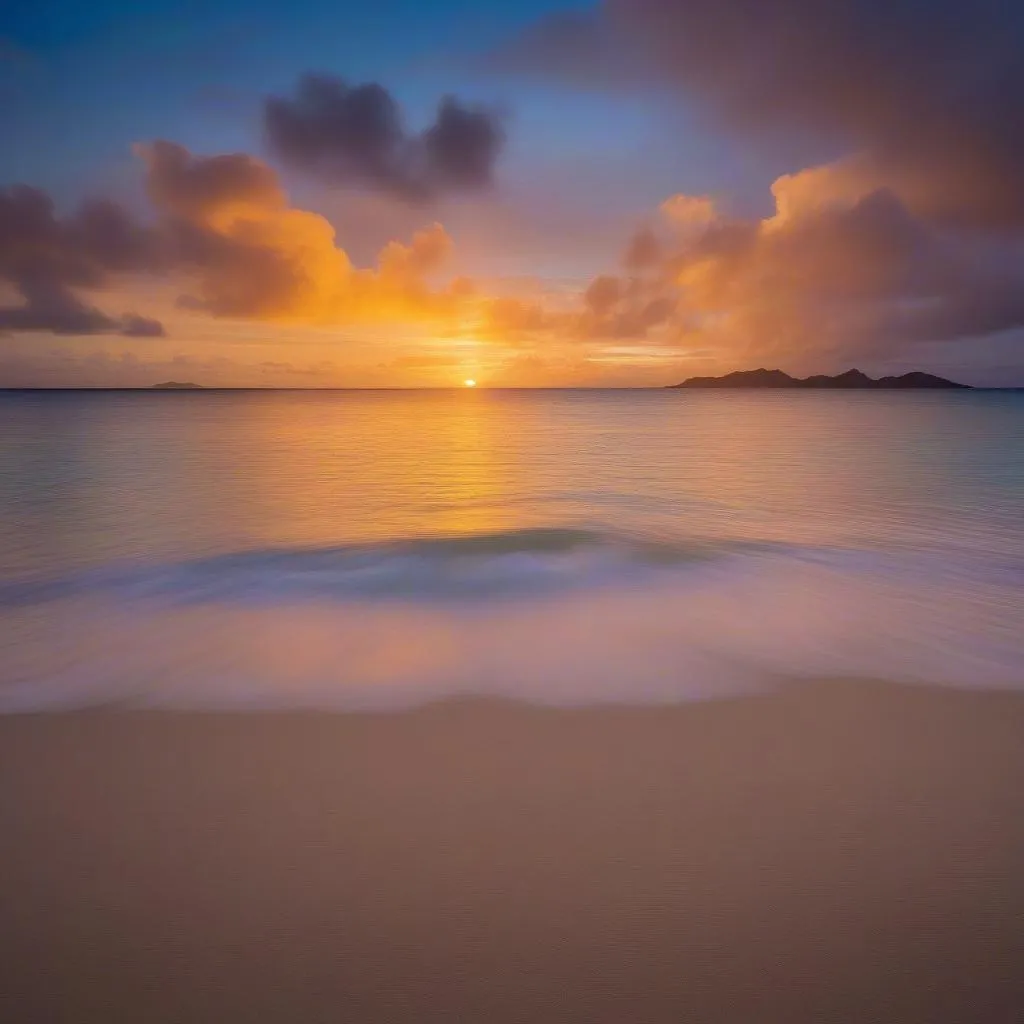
0,389,1021,709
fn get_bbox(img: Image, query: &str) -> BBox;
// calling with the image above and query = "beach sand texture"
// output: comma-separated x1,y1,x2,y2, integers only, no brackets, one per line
3,682,1023,1023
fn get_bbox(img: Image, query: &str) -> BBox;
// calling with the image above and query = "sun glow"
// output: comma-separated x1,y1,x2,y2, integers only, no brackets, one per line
464,378,477,388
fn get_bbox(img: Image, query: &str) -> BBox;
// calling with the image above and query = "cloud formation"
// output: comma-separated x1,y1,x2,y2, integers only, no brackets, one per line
0,66,509,341
477,171,1024,373
480,247,678,346
0,137,479,339
138,140,469,324
505,0,1024,231
657,173,1024,363
0,185,166,335
264,75,504,201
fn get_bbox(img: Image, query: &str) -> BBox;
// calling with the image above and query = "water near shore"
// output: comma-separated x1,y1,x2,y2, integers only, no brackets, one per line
0,388,1021,708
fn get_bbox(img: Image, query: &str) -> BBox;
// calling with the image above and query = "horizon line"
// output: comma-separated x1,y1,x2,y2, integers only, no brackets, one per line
2,385,1021,393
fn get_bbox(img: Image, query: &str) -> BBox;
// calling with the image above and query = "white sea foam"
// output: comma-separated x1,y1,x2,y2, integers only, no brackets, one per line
0,528,1021,711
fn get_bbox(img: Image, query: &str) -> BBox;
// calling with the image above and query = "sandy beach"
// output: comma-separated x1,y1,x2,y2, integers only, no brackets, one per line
2,681,1023,1023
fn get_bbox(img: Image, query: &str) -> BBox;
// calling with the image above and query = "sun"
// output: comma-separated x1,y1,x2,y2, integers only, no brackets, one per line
463,378,477,388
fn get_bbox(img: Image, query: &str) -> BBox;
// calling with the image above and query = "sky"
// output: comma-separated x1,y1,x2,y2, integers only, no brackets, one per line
2,0,1023,387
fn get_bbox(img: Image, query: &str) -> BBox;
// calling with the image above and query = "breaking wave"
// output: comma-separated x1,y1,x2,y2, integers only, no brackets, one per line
0,527,1021,711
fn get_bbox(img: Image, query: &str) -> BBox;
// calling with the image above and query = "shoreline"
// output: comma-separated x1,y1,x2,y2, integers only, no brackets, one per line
3,680,1024,1022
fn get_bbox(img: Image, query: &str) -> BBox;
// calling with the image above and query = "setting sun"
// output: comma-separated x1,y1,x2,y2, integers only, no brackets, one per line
464,379,476,388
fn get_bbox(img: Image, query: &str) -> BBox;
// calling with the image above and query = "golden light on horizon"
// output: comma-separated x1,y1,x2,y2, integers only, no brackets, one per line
464,378,477,388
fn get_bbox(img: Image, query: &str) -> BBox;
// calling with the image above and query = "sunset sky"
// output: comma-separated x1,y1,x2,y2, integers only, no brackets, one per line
2,0,1024,387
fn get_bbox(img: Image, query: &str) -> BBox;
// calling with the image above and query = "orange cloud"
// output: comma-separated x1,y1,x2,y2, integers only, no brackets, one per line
471,164,1024,378
137,141,470,326
649,169,1024,368
660,193,717,227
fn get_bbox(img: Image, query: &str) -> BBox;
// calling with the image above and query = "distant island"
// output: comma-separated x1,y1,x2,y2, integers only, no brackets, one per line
150,381,204,390
669,368,970,389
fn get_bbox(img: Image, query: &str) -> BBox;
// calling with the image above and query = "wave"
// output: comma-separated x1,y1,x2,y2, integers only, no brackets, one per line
0,527,1021,711
0,527,720,606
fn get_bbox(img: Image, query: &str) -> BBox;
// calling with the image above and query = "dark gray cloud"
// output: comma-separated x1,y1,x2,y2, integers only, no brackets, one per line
120,313,166,337
0,185,167,336
0,279,165,337
502,0,1024,229
142,140,284,222
0,186,100,291
0,279,121,334
422,97,504,191
69,198,166,273
264,75,504,201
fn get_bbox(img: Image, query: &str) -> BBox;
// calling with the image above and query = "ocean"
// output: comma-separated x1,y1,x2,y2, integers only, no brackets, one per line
0,388,1021,710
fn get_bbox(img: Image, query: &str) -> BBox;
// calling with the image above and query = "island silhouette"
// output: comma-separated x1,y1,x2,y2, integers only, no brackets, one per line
669,368,969,389
150,381,204,390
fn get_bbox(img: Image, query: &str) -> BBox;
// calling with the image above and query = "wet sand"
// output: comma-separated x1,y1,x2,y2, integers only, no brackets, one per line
2,681,1023,1023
